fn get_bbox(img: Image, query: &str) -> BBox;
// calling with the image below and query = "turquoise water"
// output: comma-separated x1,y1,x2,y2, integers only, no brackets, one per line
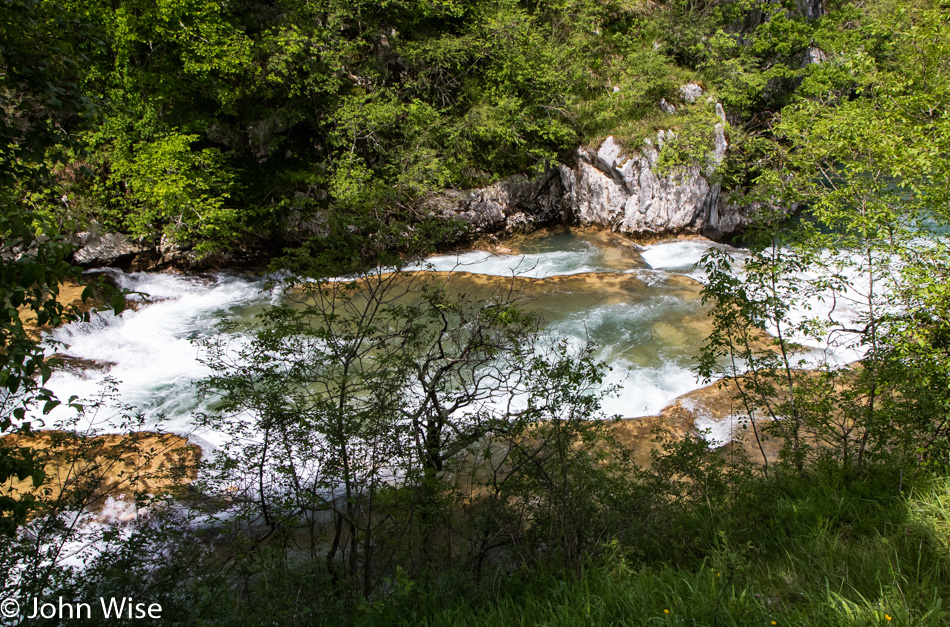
42,232,733,447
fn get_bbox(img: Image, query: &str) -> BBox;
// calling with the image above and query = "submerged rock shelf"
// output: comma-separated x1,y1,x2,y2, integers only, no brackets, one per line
42,230,740,449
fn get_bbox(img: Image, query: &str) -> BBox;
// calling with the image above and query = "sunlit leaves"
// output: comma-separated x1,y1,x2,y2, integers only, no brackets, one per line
109,132,238,246
699,1,950,473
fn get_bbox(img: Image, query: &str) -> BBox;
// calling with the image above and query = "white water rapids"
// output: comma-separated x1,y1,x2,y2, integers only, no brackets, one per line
36,231,864,450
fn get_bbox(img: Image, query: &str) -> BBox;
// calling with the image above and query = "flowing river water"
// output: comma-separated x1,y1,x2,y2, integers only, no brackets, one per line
41,229,743,449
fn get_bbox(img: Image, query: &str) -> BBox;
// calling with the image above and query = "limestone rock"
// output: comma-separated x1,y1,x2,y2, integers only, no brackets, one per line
802,46,827,66
715,102,726,122
427,101,776,242
679,83,704,103
73,225,149,267
706,194,800,240
153,234,201,268
708,123,728,176
795,0,825,20
429,170,571,237
458,183,508,232
571,126,727,238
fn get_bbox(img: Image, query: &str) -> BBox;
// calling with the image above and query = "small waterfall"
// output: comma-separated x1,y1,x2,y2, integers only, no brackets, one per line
42,272,268,446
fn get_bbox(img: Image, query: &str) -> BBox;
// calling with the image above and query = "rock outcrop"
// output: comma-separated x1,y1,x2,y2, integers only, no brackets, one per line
796,0,825,20
679,83,705,103
438,110,751,241
425,170,573,237
70,224,256,271
564,127,726,238
72,224,149,267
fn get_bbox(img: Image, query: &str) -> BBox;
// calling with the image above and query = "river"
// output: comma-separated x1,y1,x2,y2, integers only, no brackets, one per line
40,229,746,449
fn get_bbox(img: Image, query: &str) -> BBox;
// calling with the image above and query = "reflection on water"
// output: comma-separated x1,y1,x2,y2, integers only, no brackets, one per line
41,231,731,444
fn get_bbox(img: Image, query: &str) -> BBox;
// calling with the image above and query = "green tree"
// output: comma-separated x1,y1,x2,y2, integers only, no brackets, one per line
197,262,617,600
698,0,950,476
1,0,122,535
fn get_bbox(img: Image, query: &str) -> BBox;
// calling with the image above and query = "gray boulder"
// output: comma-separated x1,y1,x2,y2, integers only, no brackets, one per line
72,225,149,267
428,170,571,237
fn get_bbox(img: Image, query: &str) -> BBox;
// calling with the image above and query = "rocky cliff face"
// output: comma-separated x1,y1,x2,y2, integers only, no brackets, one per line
441,112,749,241
564,127,726,238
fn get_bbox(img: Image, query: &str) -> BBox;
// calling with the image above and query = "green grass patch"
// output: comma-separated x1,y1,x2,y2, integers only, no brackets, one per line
356,473,950,626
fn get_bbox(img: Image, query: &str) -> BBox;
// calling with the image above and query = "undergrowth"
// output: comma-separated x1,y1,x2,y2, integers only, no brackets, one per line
355,470,950,626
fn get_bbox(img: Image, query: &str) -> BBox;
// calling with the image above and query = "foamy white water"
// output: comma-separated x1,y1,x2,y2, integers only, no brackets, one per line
410,249,602,278
641,240,717,270
639,239,734,278
411,235,621,278
37,232,866,450
641,239,876,369
42,272,269,446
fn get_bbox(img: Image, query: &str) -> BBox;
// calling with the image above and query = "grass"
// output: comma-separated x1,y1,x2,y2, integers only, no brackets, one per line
355,472,950,626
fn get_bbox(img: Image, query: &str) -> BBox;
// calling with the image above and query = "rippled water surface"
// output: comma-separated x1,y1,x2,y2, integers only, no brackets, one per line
42,231,735,445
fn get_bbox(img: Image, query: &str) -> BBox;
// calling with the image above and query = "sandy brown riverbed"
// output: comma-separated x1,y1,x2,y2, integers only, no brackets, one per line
18,280,107,342
1,431,201,509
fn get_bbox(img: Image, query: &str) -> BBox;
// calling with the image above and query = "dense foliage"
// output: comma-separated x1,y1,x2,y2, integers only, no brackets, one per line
42,0,686,260
10,0,863,262
4,0,950,625
1,0,125,535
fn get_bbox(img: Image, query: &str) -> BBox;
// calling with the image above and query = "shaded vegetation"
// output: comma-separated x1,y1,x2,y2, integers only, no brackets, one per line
3,0,950,625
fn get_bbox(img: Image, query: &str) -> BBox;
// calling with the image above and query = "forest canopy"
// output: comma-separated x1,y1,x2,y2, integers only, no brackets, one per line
10,0,922,261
